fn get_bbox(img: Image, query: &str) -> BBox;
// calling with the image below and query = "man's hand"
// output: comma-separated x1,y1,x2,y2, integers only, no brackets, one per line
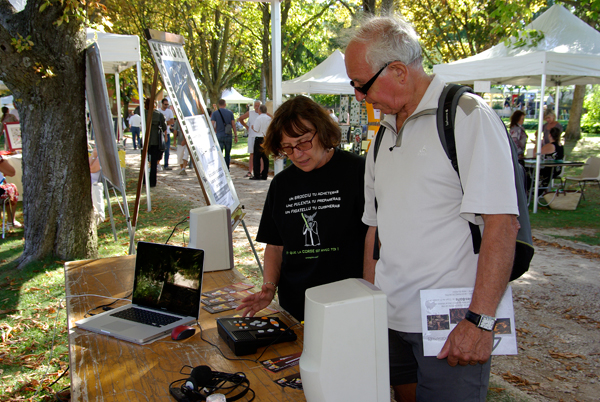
437,319,493,366
236,284,276,317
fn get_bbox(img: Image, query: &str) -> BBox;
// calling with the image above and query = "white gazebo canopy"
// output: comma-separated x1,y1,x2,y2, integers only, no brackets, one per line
433,4,600,213
433,5,600,86
282,49,355,95
221,87,255,104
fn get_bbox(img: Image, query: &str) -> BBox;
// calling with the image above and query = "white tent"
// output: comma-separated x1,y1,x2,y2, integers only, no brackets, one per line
433,5,600,86
282,50,354,95
0,81,8,91
221,87,254,104
433,5,600,212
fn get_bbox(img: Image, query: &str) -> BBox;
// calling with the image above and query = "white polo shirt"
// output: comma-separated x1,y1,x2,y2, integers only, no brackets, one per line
363,74,518,332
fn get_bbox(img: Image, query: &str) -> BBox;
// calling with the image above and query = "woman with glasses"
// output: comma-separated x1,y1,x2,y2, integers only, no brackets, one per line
237,96,367,321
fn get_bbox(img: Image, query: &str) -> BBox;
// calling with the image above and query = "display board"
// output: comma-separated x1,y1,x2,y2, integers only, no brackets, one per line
146,30,241,222
85,43,123,192
3,122,21,151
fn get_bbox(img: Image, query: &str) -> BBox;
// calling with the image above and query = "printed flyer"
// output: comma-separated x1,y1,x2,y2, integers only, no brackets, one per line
420,286,517,356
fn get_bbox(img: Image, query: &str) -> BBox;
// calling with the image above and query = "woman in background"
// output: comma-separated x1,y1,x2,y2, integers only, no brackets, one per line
509,110,527,160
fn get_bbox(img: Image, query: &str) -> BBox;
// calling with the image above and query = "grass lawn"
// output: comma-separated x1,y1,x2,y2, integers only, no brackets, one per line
0,131,598,401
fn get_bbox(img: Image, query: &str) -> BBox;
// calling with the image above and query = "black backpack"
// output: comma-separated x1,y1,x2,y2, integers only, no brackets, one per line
372,84,534,281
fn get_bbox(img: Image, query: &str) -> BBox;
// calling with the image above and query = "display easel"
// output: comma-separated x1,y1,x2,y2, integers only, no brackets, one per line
86,43,133,242
129,29,262,273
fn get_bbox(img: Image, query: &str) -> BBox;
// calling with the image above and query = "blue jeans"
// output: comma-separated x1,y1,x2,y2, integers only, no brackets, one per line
163,134,171,167
131,126,141,149
218,135,233,169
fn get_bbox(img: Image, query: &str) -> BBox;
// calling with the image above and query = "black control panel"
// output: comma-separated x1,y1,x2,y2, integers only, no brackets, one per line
216,316,297,356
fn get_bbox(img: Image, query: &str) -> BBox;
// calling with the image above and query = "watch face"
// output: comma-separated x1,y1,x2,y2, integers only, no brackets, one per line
479,315,496,331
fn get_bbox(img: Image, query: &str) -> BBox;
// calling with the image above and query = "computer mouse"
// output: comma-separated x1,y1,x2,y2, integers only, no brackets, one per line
171,325,196,341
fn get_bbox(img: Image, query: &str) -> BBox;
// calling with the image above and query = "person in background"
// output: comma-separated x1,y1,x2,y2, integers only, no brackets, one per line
236,96,367,321
329,109,339,123
537,110,563,146
0,154,21,228
173,118,189,175
211,99,237,169
345,15,518,401
1,106,18,124
128,111,142,150
159,98,175,170
534,126,564,189
509,110,527,160
250,104,272,180
238,100,262,177
145,98,167,187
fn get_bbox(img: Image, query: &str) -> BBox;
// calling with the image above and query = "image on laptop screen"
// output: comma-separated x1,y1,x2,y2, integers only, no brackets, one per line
134,242,204,318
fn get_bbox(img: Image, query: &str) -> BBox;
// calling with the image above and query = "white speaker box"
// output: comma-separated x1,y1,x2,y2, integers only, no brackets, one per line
188,205,233,272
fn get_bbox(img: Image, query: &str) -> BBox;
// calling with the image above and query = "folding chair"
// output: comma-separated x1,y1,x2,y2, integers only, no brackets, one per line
564,156,600,200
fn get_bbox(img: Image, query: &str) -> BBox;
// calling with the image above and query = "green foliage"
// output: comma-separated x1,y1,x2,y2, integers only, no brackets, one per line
10,34,33,53
502,29,545,49
582,85,600,132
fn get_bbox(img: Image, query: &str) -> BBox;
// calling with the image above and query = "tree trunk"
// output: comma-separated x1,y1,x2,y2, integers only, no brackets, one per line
0,1,98,267
565,84,586,142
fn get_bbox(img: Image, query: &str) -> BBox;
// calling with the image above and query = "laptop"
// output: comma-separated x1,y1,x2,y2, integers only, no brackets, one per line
75,242,205,345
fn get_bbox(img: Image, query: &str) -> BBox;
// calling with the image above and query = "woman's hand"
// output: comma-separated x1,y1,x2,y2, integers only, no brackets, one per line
236,284,276,317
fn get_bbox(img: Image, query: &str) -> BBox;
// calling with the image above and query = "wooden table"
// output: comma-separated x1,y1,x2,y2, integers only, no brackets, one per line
64,256,306,401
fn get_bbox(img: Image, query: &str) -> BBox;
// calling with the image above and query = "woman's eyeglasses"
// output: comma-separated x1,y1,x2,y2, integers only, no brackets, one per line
280,132,317,155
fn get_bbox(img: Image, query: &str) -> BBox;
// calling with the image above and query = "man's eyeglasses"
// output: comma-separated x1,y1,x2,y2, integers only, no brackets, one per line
350,62,391,95
280,132,317,155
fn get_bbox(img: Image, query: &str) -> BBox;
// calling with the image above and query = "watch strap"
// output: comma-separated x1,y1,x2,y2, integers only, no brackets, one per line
465,310,495,331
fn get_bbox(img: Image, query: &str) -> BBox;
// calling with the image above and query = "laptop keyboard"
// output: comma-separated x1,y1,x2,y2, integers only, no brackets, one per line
111,307,180,327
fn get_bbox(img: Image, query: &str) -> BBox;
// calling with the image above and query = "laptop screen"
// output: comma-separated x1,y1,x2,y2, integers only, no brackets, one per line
133,242,205,318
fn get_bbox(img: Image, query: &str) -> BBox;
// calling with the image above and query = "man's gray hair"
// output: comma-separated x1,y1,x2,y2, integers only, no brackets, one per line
349,15,422,71
259,104,268,113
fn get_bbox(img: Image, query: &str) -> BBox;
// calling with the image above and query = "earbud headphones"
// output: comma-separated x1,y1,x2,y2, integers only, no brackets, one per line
169,365,254,402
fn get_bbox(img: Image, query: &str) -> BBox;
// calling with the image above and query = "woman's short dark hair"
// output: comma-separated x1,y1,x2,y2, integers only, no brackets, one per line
549,126,562,142
510,110,525,128
262,96,341,157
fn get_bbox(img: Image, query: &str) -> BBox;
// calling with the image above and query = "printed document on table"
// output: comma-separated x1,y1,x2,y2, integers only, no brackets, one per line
420,286,517,356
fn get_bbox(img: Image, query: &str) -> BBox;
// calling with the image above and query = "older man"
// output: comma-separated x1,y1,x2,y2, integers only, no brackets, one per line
345,16,519,402
238,100,262,177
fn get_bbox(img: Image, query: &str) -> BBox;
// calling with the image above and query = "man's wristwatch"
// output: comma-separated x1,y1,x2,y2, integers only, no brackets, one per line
464,310,496,331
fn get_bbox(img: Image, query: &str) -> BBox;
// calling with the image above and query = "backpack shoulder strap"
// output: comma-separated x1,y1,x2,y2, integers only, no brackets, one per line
372,125,386,163
436,84,474,173
436,84,482,254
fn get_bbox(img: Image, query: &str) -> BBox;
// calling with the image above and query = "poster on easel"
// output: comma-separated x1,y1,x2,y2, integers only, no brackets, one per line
145,30,242,227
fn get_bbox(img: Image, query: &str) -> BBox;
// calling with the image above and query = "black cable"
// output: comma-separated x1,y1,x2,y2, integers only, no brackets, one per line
83,292,133,318
170,366,255,401
47,366,69,388
165,216,190,244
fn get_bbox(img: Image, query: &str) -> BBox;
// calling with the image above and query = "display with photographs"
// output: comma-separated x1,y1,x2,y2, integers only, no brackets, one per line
3,122,21,152
420,286,517,356
147,36,241,217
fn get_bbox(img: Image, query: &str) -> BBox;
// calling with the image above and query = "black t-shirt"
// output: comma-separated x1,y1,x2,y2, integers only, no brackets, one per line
256,149,367,321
